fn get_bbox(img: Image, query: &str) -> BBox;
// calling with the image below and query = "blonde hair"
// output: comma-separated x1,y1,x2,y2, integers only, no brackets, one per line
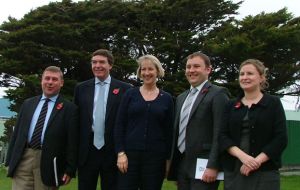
239,59,269,90
136,55,165,78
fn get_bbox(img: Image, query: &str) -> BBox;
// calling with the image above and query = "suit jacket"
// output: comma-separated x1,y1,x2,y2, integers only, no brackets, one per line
74,77,131,166
219,94,288,172
168,82,229,180
5,95,79,186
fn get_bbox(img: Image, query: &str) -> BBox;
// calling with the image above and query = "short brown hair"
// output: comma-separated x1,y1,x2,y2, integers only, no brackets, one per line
43,66,63,80
186,52,211,67
92,49,114,65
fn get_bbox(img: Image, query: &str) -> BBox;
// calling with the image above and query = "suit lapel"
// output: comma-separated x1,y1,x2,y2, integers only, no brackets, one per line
47,95,63,127
176,91,189,120
86,79,95,124
23,96,42,135
189,82,212,120
105,78,117,121
174,90,189,135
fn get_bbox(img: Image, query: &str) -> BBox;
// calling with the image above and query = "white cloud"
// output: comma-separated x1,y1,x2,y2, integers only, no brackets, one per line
232,0,300,19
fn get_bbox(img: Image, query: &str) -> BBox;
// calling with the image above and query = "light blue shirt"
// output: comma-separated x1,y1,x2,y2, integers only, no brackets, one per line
92,75,111,132
27,94,58,144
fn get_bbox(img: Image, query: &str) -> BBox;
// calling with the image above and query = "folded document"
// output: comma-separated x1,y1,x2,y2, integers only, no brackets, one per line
195,158,224,180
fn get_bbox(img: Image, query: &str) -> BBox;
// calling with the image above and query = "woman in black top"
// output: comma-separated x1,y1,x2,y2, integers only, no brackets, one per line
219,59,288,190
114,55,174,190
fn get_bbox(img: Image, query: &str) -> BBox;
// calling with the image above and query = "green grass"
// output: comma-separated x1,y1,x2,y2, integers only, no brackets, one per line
1,167,299,190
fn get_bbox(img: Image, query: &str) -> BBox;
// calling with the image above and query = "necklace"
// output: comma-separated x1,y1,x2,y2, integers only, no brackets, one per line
141,86,158,94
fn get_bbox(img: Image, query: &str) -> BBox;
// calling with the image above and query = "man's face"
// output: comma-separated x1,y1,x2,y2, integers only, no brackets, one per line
91,55,112,81
41,71,64,98
185,56,211,87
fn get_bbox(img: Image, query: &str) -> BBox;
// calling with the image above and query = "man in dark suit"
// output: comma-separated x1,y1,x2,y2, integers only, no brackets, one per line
168,52,229,190
5,66,78,190
74,49,131,190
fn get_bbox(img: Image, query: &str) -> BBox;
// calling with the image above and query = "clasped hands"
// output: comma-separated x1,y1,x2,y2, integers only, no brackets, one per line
239,154,261,176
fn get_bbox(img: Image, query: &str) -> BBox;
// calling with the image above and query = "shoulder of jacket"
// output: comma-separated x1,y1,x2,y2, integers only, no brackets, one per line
76,79,94,88
25,95,40,103
111,78,132,88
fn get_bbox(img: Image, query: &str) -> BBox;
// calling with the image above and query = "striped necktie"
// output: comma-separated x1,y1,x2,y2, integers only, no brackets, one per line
178,88,198,153
29,98,50,149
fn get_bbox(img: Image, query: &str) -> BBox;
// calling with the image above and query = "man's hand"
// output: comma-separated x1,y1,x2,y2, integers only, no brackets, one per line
62,174,71,185
117,153,128,173
202,168,218,183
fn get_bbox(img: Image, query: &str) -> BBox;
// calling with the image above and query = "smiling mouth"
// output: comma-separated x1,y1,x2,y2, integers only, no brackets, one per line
188,74,197,78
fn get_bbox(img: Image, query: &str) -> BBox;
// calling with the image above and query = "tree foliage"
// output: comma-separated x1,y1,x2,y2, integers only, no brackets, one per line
0,0,239,105
204,8,300,96
0,117,15,143
1,0,300,143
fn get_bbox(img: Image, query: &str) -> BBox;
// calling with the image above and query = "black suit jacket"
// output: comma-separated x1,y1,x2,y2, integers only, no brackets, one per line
219,94,288,172
168,82,229,180
5,95,79,186
74,77,131,166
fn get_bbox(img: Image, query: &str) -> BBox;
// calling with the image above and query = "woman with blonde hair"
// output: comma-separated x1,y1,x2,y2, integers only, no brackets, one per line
114,55,174,190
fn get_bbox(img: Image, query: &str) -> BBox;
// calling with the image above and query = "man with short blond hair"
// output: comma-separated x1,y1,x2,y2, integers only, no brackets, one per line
6,66,78,190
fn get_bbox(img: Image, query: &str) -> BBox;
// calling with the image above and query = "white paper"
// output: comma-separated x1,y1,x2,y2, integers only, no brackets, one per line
195,158,224,180
53,157,59,187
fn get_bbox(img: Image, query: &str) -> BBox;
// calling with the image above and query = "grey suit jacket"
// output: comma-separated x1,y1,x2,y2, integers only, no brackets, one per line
168,81,229,180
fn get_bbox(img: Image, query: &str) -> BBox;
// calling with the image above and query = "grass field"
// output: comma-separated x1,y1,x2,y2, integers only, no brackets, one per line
1,167,299,190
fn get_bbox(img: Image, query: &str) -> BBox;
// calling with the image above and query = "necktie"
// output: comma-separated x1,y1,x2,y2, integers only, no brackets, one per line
94,81,106,149
30,98,50,149
178,88,198,153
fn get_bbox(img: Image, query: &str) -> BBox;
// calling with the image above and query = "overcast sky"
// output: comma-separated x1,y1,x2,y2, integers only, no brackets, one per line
0,0,299,109
0,0,299,24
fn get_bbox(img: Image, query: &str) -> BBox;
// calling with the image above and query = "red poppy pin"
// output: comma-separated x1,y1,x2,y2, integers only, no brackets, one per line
113,88,120,95
56,103,63,110
201,88,209,94
234,101,241,109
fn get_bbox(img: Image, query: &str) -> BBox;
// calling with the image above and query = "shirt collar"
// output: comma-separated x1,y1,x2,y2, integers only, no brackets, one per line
190,80,208,92
95,75,111,85
41,94,58,102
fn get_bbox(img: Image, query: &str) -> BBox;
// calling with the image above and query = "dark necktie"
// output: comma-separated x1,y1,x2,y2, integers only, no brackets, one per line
29,98,50,149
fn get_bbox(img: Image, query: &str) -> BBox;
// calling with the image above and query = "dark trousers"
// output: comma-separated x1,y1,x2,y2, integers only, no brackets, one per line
78,144,117,190
117,151,166,190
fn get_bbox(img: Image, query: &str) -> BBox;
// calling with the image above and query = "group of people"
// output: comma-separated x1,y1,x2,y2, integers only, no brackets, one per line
5,49,287,190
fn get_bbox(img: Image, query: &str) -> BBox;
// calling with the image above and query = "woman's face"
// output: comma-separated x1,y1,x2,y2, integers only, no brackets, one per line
239,64,264,92
140,60,158,85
